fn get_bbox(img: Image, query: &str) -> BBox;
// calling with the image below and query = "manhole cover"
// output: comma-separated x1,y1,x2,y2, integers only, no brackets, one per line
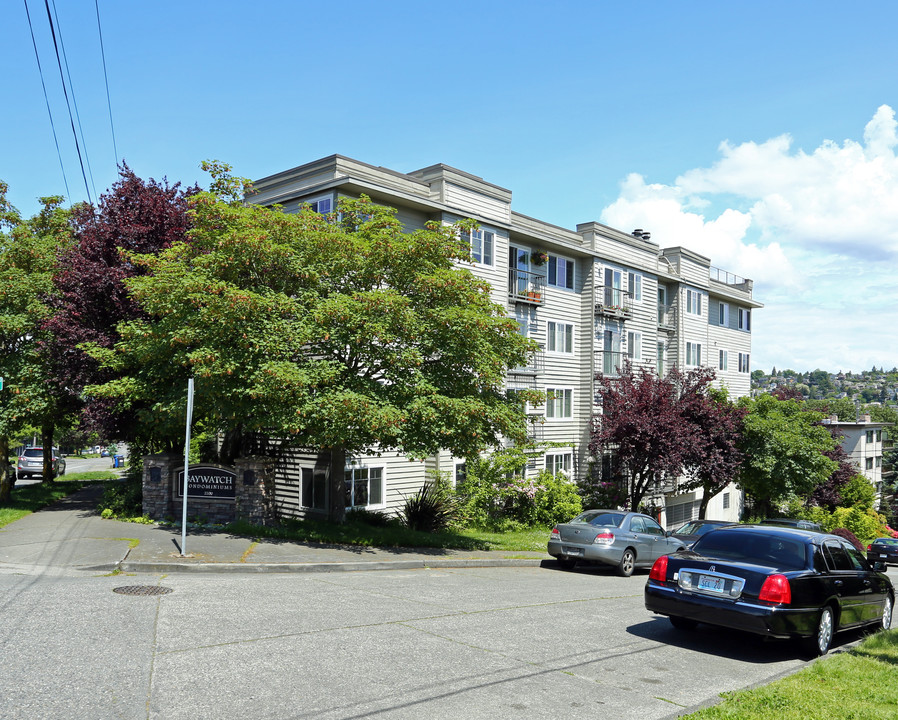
112,585,174,596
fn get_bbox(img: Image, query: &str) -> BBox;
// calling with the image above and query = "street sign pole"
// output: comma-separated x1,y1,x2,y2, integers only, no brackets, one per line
180,378,195,557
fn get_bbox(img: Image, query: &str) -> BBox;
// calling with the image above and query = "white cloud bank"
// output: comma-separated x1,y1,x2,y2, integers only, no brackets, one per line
600,105,898,373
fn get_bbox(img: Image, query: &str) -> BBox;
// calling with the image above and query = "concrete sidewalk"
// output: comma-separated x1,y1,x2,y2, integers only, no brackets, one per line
0,484,547,575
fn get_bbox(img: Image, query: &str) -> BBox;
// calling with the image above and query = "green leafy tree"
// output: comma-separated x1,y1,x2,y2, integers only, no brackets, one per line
0,185,73,498
88,162,538,522
736,394,838,517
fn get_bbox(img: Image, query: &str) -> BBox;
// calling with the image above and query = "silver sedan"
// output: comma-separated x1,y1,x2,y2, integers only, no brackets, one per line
548,509,687,576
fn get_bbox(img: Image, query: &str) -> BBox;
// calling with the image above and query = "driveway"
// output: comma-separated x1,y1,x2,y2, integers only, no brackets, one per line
4,562,886,720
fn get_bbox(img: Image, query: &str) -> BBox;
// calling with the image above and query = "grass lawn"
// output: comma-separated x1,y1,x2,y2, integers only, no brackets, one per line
221,516,551,553
0,473,118,529
684,629,898,719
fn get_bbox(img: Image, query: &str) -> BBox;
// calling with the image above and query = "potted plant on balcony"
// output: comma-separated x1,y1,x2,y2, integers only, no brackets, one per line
531,250,548,267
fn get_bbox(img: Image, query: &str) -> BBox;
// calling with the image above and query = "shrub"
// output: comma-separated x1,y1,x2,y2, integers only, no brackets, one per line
533,471,583,526
400,481,462,533
98,477,143,518
346,507,396,528
825,506,889,543
455,448,584,529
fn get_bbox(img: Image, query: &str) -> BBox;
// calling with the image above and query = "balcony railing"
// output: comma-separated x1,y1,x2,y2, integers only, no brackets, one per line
509,269,546,305
595,286,633,319
657,303,676,330
596,350,624,378
509,344,545,375
710,266,754,295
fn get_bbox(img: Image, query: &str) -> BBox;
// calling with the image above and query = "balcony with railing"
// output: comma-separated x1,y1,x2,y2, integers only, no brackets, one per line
509,344,545,376
595,286,633,319
509,269,546,305
657,303,676,331
595,350,624,378
710,266,754,296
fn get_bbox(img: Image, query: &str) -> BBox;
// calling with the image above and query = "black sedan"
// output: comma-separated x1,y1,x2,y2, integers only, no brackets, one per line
645,525,893,656
867,537,898,565
669,519,734,547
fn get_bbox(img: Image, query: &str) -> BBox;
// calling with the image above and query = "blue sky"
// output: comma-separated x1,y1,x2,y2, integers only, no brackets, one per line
4,1,898,374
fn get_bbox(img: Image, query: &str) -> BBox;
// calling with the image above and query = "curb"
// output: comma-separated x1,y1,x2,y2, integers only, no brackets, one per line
112,557,547,574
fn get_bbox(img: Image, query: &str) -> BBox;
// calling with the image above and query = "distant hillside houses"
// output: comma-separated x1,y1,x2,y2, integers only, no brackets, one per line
751,367,898,405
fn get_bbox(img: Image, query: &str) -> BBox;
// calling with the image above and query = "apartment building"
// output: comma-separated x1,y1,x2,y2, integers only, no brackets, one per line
249,155,762,526
821,414,893,506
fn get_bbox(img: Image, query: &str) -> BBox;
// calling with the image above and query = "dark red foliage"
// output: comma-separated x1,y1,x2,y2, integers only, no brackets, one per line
771,386,804,401
40,165,197,434
809,438,857,510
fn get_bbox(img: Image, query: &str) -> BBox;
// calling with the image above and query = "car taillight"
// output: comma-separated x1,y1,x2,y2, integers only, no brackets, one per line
550,527,560,541
649,555,668,582
593,530,614,545
867,544,873,550
758,574,791,604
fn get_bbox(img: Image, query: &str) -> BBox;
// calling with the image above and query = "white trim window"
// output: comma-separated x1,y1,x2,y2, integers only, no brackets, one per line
685,289,703,316
545,452,573,477
545,387,573,419
345,466,385,509
460,228,494,265
547,321,574,354
304,194,333,214
719,349,728,371
738,308,751,332
627,331,642,361
548,254,575,290
738,352,750,373
718,302,729,327
628,272,642,302
686,341,702,366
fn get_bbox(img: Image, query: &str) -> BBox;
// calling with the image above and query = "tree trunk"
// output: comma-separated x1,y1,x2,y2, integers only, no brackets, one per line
41,423,55,484
327,446,347,524
0,436,11,503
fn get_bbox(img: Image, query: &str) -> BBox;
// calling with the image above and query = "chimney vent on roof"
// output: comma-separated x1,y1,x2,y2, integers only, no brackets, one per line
641,232,651,241
632,228,644,238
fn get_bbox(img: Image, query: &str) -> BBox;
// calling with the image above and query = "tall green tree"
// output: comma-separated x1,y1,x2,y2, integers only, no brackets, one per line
88,163,538,521
0,184,72,499
736,394,838,517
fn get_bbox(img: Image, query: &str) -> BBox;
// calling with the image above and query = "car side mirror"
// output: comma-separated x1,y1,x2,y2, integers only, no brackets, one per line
872,561,888,573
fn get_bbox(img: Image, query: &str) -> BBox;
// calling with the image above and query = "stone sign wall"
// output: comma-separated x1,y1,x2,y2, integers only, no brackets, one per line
142,454,273,525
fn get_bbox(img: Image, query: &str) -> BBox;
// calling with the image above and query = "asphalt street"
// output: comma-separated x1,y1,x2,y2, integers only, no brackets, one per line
2,486,895,720
3,559,893,720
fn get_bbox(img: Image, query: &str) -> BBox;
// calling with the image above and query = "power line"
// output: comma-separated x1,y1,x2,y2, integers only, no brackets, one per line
94,0,118,166
49,0,98,202
42,0,93,206
23,0,71,202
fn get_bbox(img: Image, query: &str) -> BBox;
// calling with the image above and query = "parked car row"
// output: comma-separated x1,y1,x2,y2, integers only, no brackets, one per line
547,509,894,657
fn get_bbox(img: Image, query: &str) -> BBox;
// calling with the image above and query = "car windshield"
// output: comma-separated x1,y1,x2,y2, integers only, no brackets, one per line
675,521,702,535
692,530,808,570
569,511,625,528
22,449,42,458
693,523,723,537
874,538,898,546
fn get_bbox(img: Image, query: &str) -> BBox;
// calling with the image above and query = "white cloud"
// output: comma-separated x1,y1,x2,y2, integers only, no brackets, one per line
599,105,898,372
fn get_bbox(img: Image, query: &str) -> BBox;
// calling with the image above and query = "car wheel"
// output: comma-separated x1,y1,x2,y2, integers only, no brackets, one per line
804,606,834,657
616,548,636,577
880,595,893,631
556,557,577,570
669,616,698,631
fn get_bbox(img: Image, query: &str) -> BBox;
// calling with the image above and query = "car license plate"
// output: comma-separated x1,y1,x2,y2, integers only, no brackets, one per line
882,554,888,558
698,575,725,593
564,547,583,556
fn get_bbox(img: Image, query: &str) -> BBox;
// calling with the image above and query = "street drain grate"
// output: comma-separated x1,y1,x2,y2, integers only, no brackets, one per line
113,585,174,596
